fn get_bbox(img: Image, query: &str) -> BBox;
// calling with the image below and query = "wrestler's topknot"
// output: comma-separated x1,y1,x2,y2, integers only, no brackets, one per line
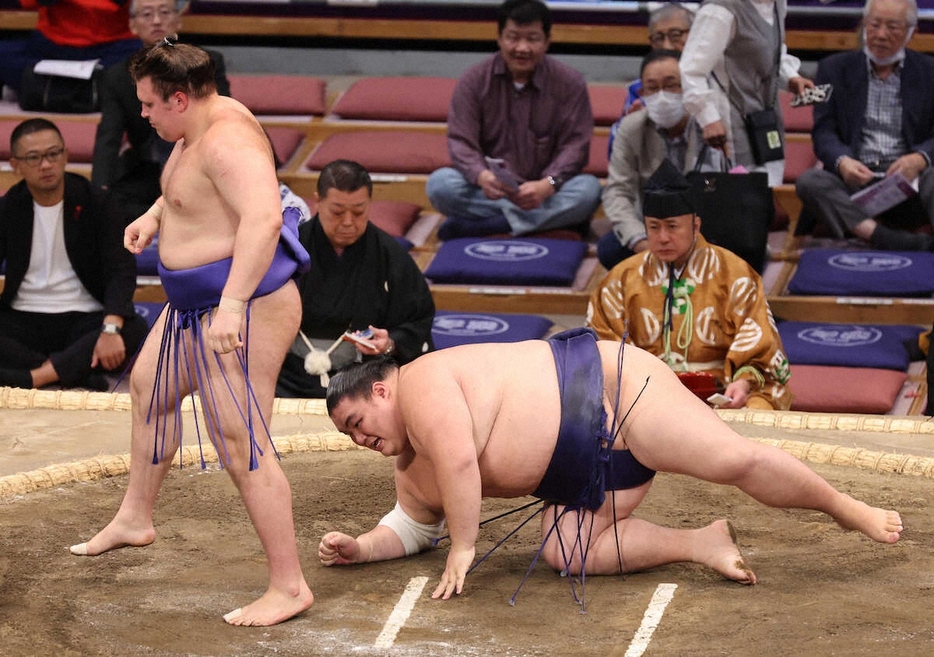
326,357,399,415
130,42,216,101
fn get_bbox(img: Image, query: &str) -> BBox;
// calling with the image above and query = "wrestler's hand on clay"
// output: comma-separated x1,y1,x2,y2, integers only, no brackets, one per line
431,544,475,600
318,532,361,566
206,308,244,354
124,212,159,255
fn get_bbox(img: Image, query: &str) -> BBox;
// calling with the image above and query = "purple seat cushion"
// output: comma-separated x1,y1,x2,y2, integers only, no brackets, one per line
432,311,553,349
424,237,586,286
778,321,921,371
788,249,934,297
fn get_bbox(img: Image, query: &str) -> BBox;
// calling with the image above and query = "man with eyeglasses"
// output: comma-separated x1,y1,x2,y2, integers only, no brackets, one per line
92,0,229,226
0,119,148,391
598,50,709,270
426,0,602,239
605,3,695,161
621,3,694,119
795,0,934,252
0,0,142,97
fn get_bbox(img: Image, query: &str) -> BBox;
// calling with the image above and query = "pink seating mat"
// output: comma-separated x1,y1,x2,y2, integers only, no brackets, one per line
783,139,818,184
266,126,305,167
584,133,610,177
369,200,422,236
588,85,627,127
305,131,450,174
788,364,908,414
778,90,814,133
330,77,456,122
228,74,327,116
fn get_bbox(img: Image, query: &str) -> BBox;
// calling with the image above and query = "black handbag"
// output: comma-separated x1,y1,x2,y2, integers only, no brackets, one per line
686,147,773,273
744,106,784,165
18,64,102,114
712,1,784,166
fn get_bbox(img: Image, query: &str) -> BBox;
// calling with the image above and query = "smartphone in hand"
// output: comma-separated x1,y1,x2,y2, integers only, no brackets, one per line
342,328,377,351
706,393,733,406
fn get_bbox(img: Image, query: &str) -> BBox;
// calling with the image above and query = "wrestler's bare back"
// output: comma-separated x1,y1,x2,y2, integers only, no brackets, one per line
396,339,679,502
157,96,277,270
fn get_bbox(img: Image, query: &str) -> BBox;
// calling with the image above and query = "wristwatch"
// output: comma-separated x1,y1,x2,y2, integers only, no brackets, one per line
101,323,122,335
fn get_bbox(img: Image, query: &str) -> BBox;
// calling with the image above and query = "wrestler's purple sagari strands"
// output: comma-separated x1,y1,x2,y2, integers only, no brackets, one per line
148,208,311,471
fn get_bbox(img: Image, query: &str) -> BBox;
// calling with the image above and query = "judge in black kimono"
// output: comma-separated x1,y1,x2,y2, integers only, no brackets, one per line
275,160,435,398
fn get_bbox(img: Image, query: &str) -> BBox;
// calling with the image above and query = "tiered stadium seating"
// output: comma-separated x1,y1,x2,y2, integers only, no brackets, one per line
0,3,928,413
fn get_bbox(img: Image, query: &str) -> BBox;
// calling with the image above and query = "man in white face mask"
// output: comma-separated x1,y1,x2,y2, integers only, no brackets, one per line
598,50,705,270
605,2,694,157
796,0,934,252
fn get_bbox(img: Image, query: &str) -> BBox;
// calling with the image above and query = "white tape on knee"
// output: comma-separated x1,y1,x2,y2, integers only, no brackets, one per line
378,501,446,556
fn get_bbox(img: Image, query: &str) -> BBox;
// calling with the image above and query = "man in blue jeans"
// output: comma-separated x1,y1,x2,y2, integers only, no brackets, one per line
426,0,601,239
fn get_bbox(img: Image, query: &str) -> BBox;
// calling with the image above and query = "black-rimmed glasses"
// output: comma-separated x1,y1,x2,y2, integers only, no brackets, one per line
11,146,65,168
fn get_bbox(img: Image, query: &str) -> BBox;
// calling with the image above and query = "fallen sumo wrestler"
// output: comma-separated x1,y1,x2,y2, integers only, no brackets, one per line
320,327,903,607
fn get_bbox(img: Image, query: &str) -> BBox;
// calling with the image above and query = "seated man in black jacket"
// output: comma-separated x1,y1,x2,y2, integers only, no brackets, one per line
92,0,230,225
0,119,148,390
276,160,435,398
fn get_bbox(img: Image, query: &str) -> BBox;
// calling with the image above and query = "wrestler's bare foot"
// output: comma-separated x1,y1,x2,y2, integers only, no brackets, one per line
223,580,314,627
693,520,756,585
832,494,903,544
69,518,156,556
